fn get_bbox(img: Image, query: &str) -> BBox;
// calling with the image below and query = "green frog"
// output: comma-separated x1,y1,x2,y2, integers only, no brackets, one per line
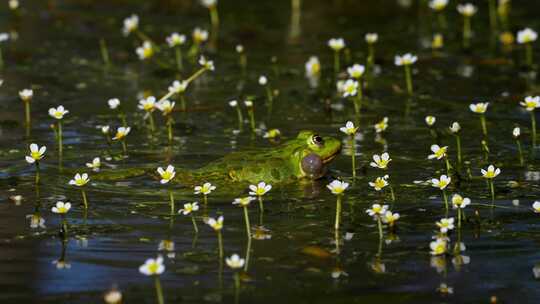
94,131,341,185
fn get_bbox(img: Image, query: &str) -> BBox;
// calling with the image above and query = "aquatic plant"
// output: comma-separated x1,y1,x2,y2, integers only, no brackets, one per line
157,165,176,214
138,96,157,133
229,100,243,131
179,202,200,233
107,98,127,127
48,105,69,157
225,253,245,302
328,38,345,75
517,28,537,67
431,174,451,212
469,102,489,137
365,33,378,73
248,182,272,213
206,215,224,259
139,256,165,304
513,127,524,166
457,3,477,49
394,53,417,95
51,201,71,238
166,32,186,70
194,182,216,205
370,152,392,170
244,100,256,132
520,96,539,147
327,180,349,232
69,173,90,209
449,122,462,167
25,143,46,185
451,194,470,228
233,197,255,239
112,126,131,155
19,89,33,136
156,100,176,143
366,203,388,240
340,121,358,177
481,165,501,204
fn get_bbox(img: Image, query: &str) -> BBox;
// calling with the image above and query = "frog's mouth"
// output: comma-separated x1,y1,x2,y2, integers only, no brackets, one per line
321,147,341,164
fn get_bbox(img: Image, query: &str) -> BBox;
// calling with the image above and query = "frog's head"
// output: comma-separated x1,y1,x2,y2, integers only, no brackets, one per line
289,131,341,180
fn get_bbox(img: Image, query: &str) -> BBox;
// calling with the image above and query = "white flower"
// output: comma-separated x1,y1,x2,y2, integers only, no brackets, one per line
139,256,165,276
436,217,455,233
430,238,447,255
168,80,188,94
425,115,436,126
69,173,90,187
138,96,156,112
206,215,224,231
263,129,281,139
513,127,521,138
429,0,448,11
200,0,217,9
198,55,215,71
229,100,238,107
233,196,255,207
0,33,10,43
305,56,321,77
258,75,268,86
157,165,176,184
520,96,540,112
48,105,69,120
457,3,477,17
438,283,454,295
533,201,540,213
156,100,175,115
369,175,389,191
366,204,388,217
328,38,346,51
108,98,120,110
112,127,131,140
249,182,272,196
19,89,33,101
244,100,253,107
431,175,451,190
194,182,216,195
339,121,358,135
382,211,400,225
374,117,389,133
347,64,365,79
52,201,71,214
326,180,349,195
365,33,378,44
469,102,489,114
122,14,139,36
481,165,501,179
179,202,200,215
101,125,110,135
166,32,186,48
9,0,19,10
136,41,154,60
225,254,245,269
342,79,358,98
428,144,448,160
517,28,538,44
236,44,244,53
370,152,392,169
25,143,46,164
86,157,101,170
104,288,122,304
192,27,209,43
394,53,417,66
452,194,471,209
449,122,461,134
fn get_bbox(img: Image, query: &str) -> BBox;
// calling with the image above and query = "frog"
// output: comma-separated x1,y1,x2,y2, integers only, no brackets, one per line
93,131,341,186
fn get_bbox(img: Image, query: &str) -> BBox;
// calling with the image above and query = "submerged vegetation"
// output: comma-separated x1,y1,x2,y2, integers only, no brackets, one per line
1,0,540,303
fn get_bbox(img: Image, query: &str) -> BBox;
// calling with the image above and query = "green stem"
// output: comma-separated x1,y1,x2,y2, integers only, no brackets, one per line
404,65,413,95
258,196,264,213
61,215,68,239
167,116,173,144
457,208,462,229
169,190,175,215
376,216,383,240
445,157,452,177
81,189,88,209
480,115,487,137
248,109,256,132
191,215,198,233
335,195,342,231
526,43,534,68
154,276,164,304
437,12,447,30
243,206,251,240
531,111,537,148
121,139,128,155
367,45,374,70
389,185,396,202
244,237,252,272
175,47,183,71
442,190,448,214
463,17,471,49
456,135,462,167
0,47,3,69
217,231,224,259
24,101,31,135
234,272,241,304
203,195,208,206
333,51,340,76
99,38,111,67
350,136,356,178
35,162,40,185
488,0,498,32
235,107,244,131
148,112,155,133
239,54,247,74
210,7,220,30
489,180,495,205
516,140,524,166
58,121,63,158
180,95,186,111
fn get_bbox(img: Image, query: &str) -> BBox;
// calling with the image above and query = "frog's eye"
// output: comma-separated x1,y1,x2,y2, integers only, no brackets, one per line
310,134,324,146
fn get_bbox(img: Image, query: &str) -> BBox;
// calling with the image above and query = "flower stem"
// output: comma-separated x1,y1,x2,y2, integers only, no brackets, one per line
333,51,340,76
175,47,183,71
531,111,537,148
61,215,68,239
235,107,244,131
217,231,224,259
258,196,264,213
234,272,241,304
121,139,128,155
191,215,198,233
455,135,462,167
526,42,534,68
248,109,256,132
0,47,3,69
81,189,88,209
480,115,488,137
167,116,173,144
203,195,208,206
24,101,31,136
154,276,165,304
445,157,452,177
376,216,383,240
516,139,524,166
488,0,498,32
367,44,375,71
463,16,471,49
58,121,63,158
404,65,413,95
442,190,448,214
335,195,342,231
350,136,356,178
169,190,175,215
489,180,495,205
99,38,111,67
389,184,396,202
210,7,220,30
243,206,252,240
148,112,155,133
457,208,462,229
35,162,40,185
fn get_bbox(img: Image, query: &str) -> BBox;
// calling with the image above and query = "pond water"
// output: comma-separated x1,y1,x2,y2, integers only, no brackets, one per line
1,0,540,303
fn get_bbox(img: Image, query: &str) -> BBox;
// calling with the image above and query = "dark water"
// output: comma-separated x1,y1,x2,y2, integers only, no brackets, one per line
1,0,540,303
